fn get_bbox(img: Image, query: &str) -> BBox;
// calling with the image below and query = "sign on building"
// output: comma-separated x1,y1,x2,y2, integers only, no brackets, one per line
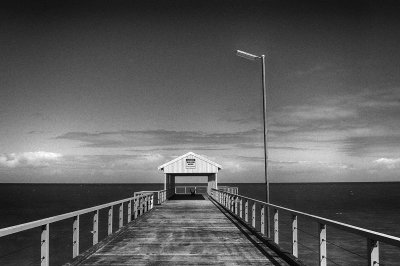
185,158,196,169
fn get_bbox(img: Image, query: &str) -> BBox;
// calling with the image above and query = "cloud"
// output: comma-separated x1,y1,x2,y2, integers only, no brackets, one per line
0,151,62,168
373,158,400,169
56,129,262,148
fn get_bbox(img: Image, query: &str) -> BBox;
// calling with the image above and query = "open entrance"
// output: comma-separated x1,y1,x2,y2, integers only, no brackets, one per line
175,175,208,195
158,152,222,199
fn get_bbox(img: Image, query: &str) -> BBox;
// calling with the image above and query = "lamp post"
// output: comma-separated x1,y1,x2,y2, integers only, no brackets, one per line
236,50,270,238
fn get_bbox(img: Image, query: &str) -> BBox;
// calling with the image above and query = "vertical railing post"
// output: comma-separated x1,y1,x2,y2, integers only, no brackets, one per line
127,200,132,223
239,198,243,219
119,203,123,228
92,210,99,245
41,224,49,266
368,239,379,266
252,202,256,228
274,209,279,244
72,216,80,258
134,199,138,219
245,200,249,222
150,194,154,209
319,223,327,266
235,196,239,216
138,197,142,216
157,191,161,204
261,206,265,235
292,215,298,257
108,206,113,235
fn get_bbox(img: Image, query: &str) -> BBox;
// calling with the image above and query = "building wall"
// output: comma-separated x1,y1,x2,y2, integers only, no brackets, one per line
163,153,219,174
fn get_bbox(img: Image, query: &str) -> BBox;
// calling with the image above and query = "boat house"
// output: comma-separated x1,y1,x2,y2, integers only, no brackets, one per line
158,152,222,197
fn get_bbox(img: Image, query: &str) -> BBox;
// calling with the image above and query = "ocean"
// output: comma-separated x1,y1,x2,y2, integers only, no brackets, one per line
0,183,399,265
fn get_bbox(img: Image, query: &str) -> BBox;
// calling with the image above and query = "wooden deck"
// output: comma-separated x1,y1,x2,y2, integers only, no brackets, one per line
70,195,290,265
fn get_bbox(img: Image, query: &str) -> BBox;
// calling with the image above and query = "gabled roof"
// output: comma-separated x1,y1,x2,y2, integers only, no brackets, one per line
158,152,222,170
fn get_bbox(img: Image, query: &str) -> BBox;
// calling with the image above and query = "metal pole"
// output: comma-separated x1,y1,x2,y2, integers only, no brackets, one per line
261,54,270,238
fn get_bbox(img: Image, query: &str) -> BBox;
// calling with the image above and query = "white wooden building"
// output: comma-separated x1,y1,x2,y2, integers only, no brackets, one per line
158,152,222,197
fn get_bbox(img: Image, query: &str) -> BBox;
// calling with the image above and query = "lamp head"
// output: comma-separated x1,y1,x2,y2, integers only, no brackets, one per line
236,50,260,61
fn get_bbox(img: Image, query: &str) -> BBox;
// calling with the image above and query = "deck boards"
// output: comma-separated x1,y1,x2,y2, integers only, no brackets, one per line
74,196,290,265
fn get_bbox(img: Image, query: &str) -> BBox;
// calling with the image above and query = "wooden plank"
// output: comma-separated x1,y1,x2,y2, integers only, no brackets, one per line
72,197,290,265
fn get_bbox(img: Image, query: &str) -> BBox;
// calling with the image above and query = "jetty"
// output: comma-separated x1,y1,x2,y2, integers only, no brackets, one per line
1,152,400,265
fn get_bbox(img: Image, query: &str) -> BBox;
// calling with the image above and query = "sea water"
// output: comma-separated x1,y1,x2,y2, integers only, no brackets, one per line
0,183,399,265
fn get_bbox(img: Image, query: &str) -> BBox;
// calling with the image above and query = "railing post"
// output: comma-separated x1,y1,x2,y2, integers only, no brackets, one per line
150,194,154,209
274,209,279,244
235,196,239,216
245,200,249,222
119,203,123,228
252,202,256,228
127,200,132,223
292,215,298,257
72,216,80,258
134,199,138,219
41,224,49,266
138,197,142,216
108,206,113,235
261,206,265,235
319,223,327,266
368,239,379,266
157,191,161,204
92,210,99,245
239,198,243,219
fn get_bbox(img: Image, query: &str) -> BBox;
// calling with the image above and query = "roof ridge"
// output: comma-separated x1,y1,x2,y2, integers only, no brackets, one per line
158,152,222,170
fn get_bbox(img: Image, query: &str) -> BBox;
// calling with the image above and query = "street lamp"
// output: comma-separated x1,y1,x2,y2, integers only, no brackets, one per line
236,49,270,238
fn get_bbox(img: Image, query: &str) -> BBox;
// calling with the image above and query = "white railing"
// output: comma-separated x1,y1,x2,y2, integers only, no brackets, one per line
212,189,400,266
218,186,239,195
134,189,167,205
0,190,165,266
175,186,207,194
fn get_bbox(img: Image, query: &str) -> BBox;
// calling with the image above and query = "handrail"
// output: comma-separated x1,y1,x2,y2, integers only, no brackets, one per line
212,188,400,265
212,188,400,247
134,189,168,204
0,193,150,237
0,189,166,265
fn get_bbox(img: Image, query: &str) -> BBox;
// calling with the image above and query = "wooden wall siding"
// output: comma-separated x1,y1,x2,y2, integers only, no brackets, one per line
163,154,219,173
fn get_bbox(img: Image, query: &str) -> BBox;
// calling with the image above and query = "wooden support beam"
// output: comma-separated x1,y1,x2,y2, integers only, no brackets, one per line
368,239,379,266
245,200,249,223
292,215,298,257
41,224,49,266
134,199,138,219
127,200,132,223
252,202,256,228
72,216,79,258
239,198,243,219
92,210,99,245
108,206,113,235
319,223,327,266
274,209,279,244
235,196,239,216
119,203,123,228
261,206,265,235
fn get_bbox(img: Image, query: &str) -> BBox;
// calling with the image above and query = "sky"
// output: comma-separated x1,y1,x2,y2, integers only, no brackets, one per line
0,0,400,183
